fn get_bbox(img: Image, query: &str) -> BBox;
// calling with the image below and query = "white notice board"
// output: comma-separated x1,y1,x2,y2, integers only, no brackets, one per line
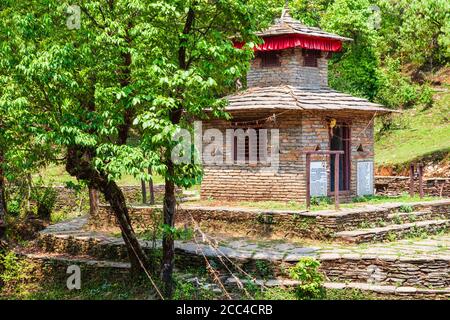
310,161,327,196
357,160,374,196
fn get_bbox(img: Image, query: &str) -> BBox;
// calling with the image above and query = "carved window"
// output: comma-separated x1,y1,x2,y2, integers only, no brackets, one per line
233,129,260,162
303,49,321,67
259,51,281,68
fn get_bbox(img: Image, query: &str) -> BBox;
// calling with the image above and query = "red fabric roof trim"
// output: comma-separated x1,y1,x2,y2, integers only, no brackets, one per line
235,34,342,52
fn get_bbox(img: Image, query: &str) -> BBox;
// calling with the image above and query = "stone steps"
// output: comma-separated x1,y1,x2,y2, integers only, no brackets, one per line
334,219,449,243
386,210,439,224
326,282,450,299
17,250,131,269
224,277,450,299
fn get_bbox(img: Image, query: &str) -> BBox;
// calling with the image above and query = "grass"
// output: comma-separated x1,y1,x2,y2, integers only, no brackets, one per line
375,89,450,167
184,194,441,212
247,286,378,300
33,164,165,186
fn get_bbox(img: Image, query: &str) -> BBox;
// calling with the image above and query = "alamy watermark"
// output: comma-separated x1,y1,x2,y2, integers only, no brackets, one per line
367,5,381,30
66,5,81,30
171,121,280,172
66,265,81,290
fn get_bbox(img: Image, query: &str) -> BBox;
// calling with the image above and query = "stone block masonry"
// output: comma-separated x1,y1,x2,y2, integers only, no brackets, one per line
200,110,376,202
247,48,328,88
38,215,450,292
320,256,450,288
51,184,178,211
87,199,450,240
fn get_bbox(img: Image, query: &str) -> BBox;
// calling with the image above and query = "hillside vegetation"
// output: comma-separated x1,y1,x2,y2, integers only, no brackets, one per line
375,85,449,173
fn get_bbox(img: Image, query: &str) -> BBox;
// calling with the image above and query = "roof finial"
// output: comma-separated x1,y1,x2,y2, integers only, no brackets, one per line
281,1,291,21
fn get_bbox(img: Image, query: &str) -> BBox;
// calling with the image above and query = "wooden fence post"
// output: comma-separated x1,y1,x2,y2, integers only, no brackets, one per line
334,153,340,210
418,163,424,198
409,163,415,197
306,153,311,211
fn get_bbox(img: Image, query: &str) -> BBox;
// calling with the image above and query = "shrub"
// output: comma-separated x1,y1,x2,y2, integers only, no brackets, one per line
31,179,57,220
289,257,325,300
0,251,33,298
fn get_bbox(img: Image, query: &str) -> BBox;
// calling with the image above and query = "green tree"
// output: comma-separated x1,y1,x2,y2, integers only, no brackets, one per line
132,0,273,297
398,0,450,70
320,0,381,99
0,1,55,236
1,0,272,298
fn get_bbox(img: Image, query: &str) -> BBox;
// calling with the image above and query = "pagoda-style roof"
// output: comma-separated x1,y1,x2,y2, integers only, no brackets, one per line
235,9,352,52
257,9,352,42
225,86,392,114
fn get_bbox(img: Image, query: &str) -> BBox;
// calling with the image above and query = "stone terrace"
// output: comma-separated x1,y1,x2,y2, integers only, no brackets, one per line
89,199,450,242
33,212,450,296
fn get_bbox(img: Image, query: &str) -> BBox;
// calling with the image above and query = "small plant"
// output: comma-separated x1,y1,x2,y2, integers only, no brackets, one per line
359,221,371,229
408,213,417,222
287,200,298,208
352,195,369,203
289,257,325,300
392,214,402,225
0,251,33,298
255,260,273,279
5,198,22,217
399,204,413,213
406,226,429,239
310,196,331,206
386,232,398,242
159,224,195,241
376,218,387,227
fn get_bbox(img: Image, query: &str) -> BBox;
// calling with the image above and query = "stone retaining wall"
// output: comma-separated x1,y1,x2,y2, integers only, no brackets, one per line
52,184,168,211
87,200,450,239
321,257,450,288
37,230,450,290
375,176,449,197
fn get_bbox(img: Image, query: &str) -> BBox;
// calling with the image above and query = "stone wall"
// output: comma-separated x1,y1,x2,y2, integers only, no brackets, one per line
200,110,375,202
321,257,449,288
87,200,450,238
201,110,305,201
375,176,450,197
37,225,450,290
52,184,167,211
247,48,328,88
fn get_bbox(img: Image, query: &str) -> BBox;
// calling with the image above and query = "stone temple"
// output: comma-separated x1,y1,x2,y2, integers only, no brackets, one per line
200,9,392,203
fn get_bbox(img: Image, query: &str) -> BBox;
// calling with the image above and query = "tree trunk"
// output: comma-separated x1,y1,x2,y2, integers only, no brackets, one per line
88,186,99,216
148,167,155,205
66,147,153,277
0,149,6,239
161,161,177,298
141,179,147,204
101,180,151,276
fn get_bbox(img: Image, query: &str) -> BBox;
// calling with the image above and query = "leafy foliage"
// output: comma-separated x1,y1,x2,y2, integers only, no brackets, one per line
289,257,325,300
289,0,449,106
